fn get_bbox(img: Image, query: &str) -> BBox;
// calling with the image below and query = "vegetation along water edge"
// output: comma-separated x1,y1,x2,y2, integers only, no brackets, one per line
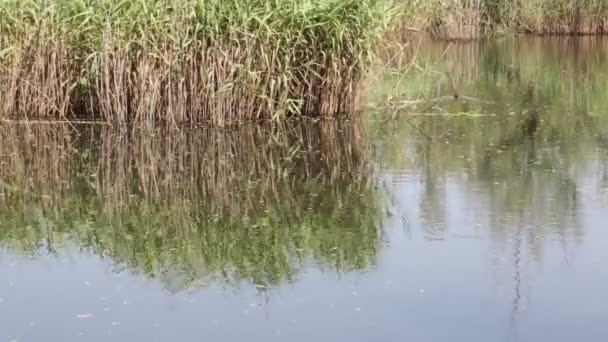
1,0,606,125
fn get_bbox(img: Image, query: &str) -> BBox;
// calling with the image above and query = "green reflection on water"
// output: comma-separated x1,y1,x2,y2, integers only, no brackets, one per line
0,122,385,291
372,37,608,253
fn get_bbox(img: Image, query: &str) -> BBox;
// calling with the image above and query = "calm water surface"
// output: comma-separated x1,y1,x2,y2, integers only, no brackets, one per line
1,38,608,341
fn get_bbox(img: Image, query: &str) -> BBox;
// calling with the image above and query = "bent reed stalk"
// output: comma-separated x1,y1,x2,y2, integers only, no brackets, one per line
0,0,391,125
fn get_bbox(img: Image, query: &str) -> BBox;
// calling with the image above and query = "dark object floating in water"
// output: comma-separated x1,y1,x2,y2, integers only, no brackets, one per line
425,93,483,111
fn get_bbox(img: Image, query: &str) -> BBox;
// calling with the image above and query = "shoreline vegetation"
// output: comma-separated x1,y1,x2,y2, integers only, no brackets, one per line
0,0,391,124
402,0,608,40
0,0,606,125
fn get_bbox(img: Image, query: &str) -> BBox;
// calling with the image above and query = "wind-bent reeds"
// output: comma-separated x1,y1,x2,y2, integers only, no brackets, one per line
0,0,391,125
0,121,384,290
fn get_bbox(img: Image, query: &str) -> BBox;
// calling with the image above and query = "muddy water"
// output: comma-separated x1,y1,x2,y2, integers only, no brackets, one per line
1,38,608,341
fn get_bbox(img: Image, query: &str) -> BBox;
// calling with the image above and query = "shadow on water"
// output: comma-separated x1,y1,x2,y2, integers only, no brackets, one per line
0,121,386,292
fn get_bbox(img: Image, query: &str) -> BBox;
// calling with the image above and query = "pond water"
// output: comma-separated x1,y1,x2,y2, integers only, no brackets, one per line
1,38,608,342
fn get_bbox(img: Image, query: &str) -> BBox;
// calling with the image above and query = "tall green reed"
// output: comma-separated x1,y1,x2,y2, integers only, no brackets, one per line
0,0,393,125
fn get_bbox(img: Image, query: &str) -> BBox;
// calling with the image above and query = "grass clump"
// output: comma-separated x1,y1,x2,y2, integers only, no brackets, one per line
0,0,391,125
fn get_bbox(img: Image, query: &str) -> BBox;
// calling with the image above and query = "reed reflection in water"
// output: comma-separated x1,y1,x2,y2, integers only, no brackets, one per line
371,37,608,342
375,37,608,248
0,121,385,292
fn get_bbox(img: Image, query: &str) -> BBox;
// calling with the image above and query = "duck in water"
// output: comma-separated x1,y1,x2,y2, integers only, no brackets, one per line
425,92,481,111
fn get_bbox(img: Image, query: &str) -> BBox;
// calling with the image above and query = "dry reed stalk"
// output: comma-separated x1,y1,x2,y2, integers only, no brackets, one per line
0,32,72,119
395,0,608,39
85,36,368,125
1,0,387,125
428,0,485,40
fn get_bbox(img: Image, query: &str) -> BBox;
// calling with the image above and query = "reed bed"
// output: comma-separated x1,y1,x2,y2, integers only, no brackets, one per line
398,0,487,40
499,0,608,35
0,0,390,125
397,0,608,40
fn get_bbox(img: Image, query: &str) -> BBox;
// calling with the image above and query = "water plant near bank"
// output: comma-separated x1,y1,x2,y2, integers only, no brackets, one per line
0,0,391,125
